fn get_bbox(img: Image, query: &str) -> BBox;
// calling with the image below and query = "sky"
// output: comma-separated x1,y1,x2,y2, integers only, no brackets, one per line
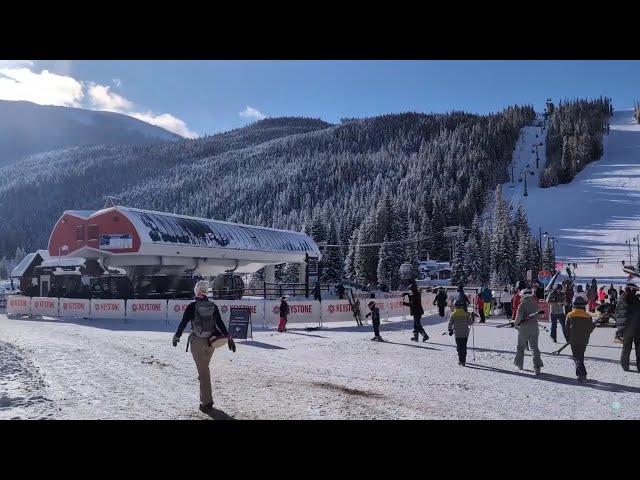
0,60,639,138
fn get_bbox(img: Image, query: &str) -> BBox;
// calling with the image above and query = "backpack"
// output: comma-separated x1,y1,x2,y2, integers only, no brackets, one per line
192,301,219,338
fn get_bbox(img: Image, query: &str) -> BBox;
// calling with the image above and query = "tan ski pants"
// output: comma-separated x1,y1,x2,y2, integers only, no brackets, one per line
189,335,215,406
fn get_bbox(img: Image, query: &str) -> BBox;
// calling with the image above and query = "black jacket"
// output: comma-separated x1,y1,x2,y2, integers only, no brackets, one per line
175,297,228,338
279,301,290,317
365,307,380,323
403,292,424,317
434,290,448,307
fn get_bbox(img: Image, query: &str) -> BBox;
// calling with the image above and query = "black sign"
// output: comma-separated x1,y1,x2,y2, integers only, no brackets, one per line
229,307,251,340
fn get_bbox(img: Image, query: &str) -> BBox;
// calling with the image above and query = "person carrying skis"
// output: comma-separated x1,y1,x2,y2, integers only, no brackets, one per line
448,298,475,366
475,289,485,323
172,280,236,415
565,296,595,382
615,281,640,372
403,283,429,342
546,283,567,343
501,286,513,318
277,296,289,332
366,300,383,342
587,279,598,313
513,288,544,375
433,287,448,317
481,285,493,318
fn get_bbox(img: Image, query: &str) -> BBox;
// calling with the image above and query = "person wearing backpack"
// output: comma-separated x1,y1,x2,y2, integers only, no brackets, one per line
172,280,236,414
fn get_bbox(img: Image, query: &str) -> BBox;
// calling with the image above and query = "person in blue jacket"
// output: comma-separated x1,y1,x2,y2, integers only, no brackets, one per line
481,285,493,318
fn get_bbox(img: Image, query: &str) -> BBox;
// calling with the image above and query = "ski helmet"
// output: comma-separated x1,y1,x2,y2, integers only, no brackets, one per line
573,296,587,308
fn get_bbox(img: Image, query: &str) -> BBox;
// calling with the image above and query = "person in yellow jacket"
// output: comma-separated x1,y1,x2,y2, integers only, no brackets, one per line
565,296,595,382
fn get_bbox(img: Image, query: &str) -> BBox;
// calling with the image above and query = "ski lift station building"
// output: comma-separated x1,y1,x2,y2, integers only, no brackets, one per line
47,206,321,281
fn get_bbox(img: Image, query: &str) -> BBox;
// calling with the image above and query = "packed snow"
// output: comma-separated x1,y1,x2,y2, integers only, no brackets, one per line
504,110,640,283
1,310,638,420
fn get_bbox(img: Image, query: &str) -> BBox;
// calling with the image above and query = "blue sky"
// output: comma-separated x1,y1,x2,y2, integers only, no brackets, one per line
1,60,639,137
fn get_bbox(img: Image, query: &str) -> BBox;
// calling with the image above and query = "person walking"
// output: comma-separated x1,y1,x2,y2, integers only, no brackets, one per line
456,284,470,311
513,288,544,375
475,290,485,323
448,298,475,366
546,283,567,343
608,284,618,310
365,300,383,342
598,286,607,305
172,280,236,415
615,281,640,372
481,285,493,318
403,283,429,342
565,296,595,382
277,296,289,332
433,287,448,317
501,286,513,318
563,281,575,315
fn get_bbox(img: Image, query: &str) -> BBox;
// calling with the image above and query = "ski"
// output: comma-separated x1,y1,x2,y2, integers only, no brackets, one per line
496,321,514,328
551,342,570,355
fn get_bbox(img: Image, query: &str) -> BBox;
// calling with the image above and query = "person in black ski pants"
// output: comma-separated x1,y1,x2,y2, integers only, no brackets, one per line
433,288,448,317
365,301,383,341
403,283,428,342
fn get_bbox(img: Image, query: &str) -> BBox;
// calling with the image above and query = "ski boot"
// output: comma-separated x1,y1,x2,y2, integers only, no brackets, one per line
377,336,384,342
199,403,214,415
411,333,419,342
577,375,586,383
514,361,523,371
534,367,541,376
458,361,465,367
422,333,429,342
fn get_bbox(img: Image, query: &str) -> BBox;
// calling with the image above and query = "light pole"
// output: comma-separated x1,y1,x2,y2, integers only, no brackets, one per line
522,171,528,196
539,227,548,270
626,239,633,265
633,236,640,270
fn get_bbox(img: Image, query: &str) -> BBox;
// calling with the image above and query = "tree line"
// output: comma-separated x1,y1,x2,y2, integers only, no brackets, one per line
540,97,612,187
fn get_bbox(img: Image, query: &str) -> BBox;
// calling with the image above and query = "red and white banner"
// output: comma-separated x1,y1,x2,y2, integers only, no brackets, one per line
265,300,320,324
322,300,355,322
59,298,91,318
30,297,59,317
167,300,194,322
90,299,126,319
6,295,31,316
126,299,167,320
216,300,263,326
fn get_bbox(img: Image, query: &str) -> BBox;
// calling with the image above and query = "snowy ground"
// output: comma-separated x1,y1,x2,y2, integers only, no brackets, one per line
1,311,638,420
504,110,640,284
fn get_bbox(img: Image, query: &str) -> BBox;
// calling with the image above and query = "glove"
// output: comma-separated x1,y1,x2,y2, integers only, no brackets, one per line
448,330,454,336
228,337,236,353
172,334,180,347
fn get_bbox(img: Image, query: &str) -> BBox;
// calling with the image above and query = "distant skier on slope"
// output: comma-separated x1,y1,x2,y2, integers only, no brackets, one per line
403,283,429,342
513,288,544,375
615,281,640,372
565,296,596,383
448,298,475,366
366,301,383,342
433,287,448,317
172,280,236,415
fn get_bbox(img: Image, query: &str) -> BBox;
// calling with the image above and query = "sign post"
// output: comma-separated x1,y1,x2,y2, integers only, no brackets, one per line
537,269,553,287
229,306,252,340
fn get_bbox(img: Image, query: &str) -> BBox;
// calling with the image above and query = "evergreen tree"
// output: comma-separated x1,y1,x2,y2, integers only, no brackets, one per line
281,263,300,284
464,236,482,285
321,222,342,283
404,223,420,279
344,227,359,282
0,256,8,280
451,234,467,286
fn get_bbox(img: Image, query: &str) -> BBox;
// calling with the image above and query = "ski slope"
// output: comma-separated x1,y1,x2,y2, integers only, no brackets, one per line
504,110,640,283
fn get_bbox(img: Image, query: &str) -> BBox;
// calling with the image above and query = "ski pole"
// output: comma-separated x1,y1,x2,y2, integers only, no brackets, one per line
472,315,476,361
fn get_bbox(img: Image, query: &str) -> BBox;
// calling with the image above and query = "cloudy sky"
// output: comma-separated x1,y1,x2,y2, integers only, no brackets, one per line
1,60,639,138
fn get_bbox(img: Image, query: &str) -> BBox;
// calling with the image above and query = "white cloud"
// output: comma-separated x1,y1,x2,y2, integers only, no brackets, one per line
239,106,266,121
130,111,198,139
0,62,197,138
87,83,133,111
0,66,84,107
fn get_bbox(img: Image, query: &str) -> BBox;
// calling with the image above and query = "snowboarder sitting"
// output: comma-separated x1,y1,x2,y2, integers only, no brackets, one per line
565,296,595,383
448,298,475,366
172,280,236,415
366,301,383,342
278,296,289,332
433,287,448,318
513,288,544,375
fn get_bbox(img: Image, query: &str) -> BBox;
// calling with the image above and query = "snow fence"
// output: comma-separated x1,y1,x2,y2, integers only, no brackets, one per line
4,291,443,325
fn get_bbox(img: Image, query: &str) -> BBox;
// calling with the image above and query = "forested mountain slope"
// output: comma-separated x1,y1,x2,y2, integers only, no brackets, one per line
0,107,534,266
0,100,181,165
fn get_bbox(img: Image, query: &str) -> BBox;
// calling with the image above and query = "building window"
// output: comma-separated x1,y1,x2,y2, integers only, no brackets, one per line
88,224,99,241
76,225,84,242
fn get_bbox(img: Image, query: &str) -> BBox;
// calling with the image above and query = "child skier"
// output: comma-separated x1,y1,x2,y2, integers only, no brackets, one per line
448,298,475,366
403,283,429,342
365,300,383,342
277,296,289,332
565,296,595,382
433,287,448,317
